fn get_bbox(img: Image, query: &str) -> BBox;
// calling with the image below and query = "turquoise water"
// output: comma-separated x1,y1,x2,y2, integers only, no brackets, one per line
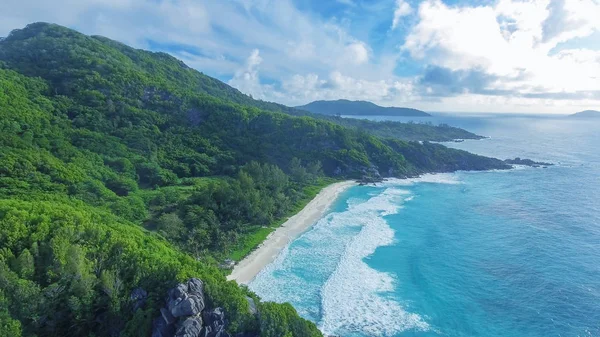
249,115,600,337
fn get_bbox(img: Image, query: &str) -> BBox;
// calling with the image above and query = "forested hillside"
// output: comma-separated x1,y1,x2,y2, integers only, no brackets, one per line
0,22,509,337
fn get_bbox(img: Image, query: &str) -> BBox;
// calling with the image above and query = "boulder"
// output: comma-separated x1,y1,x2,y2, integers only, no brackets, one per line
175,316,203,337
245,296,257,315
202,308,225,331
152,279,229,337
206,325,230,337
152,315,175,337
130,287,148,312
187,278,204,295
161,307,176,325
168,279,206,317
199,327,211,337
171,295,205,318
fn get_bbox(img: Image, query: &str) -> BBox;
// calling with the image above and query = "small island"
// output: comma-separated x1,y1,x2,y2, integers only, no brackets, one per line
296,99,430,117
570,110,600,118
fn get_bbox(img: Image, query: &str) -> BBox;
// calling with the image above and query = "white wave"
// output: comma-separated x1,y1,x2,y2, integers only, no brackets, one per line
250,186,429,336
319,187,429,336
381,172,462,187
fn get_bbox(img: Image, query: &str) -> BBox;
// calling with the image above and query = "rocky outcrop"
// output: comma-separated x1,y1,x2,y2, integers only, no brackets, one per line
167,278,206,318
130,287,148,312
152,278,232,337
176,316,204,337
245,297,257,315
504,157,552,168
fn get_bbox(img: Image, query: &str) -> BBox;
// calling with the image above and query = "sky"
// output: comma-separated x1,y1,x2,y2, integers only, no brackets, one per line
1,0,599,114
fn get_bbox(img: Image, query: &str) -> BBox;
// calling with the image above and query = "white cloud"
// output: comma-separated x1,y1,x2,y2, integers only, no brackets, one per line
391,0,412,30
228,49,267,100
1,0,599,113
344,42,370,64
403,0,600,101
541,0,600,45
281,71,416,106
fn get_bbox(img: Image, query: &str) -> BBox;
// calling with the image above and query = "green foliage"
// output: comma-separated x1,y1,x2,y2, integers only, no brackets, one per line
0,22,510,337
0,200,258,337
258,302,321,337
12,249,34,279
0,291,22,337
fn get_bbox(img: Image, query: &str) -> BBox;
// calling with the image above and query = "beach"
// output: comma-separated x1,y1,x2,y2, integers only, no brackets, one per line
227,180,356,284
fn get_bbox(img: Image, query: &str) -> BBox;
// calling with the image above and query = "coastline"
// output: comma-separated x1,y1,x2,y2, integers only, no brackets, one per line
227,180,356,284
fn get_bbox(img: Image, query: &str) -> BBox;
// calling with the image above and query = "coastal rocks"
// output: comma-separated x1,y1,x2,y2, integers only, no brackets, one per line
152,278,232,337
202,308,225,332
167,279,206,317
152,314,176,337
161,307,177,325
175,316,204,337
504,157,553,168
357,165,384,185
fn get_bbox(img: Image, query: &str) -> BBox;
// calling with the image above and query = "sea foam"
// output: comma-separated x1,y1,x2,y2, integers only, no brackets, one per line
319,187,429,336
381,173,462,187
250,186,430,336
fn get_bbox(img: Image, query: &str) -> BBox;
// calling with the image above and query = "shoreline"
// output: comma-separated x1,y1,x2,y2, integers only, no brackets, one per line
227,180,356,284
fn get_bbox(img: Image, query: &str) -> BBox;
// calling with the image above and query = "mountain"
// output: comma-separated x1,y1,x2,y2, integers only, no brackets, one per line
0,22,510,337
296,99,431,117
570,110,600,118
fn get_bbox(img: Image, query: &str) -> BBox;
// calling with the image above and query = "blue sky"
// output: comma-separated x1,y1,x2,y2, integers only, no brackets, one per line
1,0,599,113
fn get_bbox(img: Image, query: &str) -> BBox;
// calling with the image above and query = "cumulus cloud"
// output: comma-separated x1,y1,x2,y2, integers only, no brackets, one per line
344,42,370,65
403,0,600,104
228,49,266,99
391,0,412,30
281,71,415,105
1,0,599,112
541,0,600,45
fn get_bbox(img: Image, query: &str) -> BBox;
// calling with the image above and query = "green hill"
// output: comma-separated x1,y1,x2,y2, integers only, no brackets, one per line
297,99,430,117
0,22,510,337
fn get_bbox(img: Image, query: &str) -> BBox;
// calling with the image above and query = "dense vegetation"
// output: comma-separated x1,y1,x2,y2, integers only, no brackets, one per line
0,22,509,337
296,99,430,117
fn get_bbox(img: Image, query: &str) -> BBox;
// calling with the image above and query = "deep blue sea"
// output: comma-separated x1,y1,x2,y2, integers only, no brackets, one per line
249,114,600,337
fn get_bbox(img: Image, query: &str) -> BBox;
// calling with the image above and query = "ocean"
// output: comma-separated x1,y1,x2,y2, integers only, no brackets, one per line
249,114,600,337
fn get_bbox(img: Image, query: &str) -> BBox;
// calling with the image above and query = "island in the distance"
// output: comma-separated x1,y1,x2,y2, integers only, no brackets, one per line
296,99,430,117
570,110,600,118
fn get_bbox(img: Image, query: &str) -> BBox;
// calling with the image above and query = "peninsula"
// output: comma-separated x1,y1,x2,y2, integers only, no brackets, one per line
296,99,430,117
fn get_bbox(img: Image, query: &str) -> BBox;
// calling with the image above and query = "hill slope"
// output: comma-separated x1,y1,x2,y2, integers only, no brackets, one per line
570,110,600,118
0,22,510,337
297,99,430,117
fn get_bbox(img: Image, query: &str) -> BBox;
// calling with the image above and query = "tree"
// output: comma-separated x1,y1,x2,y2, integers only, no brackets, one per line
13,249,34,279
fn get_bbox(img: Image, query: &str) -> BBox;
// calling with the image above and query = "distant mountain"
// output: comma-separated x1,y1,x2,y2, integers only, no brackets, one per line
570,110,600,118
296,99,431,117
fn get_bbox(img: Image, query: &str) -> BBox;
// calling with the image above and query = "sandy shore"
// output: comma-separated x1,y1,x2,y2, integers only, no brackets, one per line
227,180,356,284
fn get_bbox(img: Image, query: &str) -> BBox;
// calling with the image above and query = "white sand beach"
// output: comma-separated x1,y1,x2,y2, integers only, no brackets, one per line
227,180,356,284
